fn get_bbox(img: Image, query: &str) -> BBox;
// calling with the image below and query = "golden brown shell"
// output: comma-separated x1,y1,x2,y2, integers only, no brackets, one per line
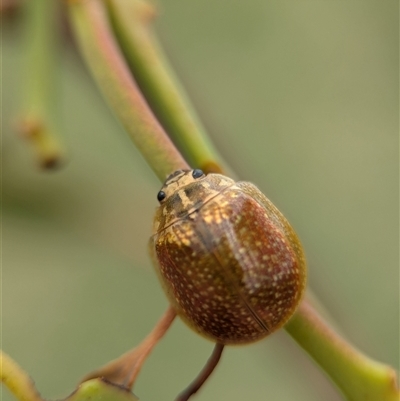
149,170,306,345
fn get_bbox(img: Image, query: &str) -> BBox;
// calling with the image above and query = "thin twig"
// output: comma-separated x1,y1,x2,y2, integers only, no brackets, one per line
1,351,44,401
106,0,226,174
67,0,189,180
18,0,64,169
176,343,225,401
286,297,399,401
81,307,177,389
67,2,399,400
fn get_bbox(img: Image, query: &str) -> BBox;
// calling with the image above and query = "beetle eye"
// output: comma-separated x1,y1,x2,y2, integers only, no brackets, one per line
157,191,166,202
192,169,204,179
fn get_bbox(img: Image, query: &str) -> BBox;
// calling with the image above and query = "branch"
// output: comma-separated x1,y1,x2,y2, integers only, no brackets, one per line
67,0,189,181
105,0,226,174
66,2,399,400
1,351,44,401
0,350,141,401
286,297,399,401
18,0,64,169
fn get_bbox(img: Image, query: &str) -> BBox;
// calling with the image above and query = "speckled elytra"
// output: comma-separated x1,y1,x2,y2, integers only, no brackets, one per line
149,169,306,345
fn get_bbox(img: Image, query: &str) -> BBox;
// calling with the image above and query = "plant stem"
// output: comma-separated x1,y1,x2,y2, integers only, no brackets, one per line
67,2,399,400
176,343,225,401
80,307,176,389
104,0,226,174
66,379,140,401
286,297,399,401
1,351,44,401
19,0,64,169
67,0,189,181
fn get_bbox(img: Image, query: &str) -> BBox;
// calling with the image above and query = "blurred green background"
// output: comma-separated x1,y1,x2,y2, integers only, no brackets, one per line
2,1,398,401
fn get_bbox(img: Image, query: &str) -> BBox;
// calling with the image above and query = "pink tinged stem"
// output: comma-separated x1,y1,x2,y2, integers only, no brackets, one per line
81,307,177,389
175,343,225,401
67,0,189,180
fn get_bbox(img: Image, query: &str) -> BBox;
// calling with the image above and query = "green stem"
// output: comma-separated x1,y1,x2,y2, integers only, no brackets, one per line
19,0,64,169
67,379,139,401
286,297,399,401
1,351,44,401
105,0,226,174
0,351,141,401
67,0,189,181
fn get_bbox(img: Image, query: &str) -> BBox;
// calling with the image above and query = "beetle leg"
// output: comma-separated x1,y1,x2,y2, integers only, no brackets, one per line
176,343,225,401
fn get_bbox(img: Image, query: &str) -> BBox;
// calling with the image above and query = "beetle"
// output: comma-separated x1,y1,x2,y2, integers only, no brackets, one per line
150,169,306,345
